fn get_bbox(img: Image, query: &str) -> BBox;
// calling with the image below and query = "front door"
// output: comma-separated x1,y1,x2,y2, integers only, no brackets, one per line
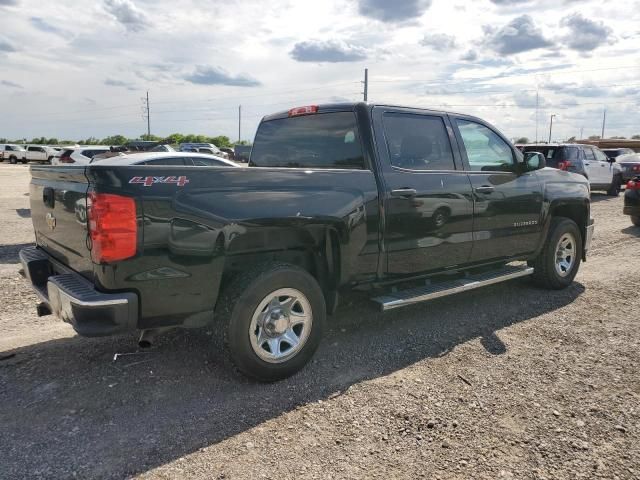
451,116,543,263
373,108,475,276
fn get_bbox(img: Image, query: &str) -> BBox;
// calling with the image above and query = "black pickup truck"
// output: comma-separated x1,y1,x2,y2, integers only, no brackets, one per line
21,102,594,381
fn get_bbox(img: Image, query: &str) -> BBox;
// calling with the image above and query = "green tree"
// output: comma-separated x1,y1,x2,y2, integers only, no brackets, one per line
588,135,601,140
210,135,232,148
165,133,184,145
632,134,640,140
139,134,162,142
101,135,128,145
515,137,529,144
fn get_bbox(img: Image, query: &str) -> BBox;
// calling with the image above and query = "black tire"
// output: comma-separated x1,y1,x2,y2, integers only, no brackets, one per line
432,207,450,229
632,216,640,227
607,175,621,196
530,217,582,289
47,156,53,164
216,263,326,382
9,156,17,165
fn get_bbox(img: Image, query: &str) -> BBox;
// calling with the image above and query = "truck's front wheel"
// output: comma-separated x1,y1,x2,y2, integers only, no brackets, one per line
217,263,326,382
530,217,582,289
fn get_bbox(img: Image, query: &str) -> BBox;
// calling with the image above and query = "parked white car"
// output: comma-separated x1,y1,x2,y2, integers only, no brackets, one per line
23,145,59,164
52,146,111,165
0,144,27,163
91,151,239,167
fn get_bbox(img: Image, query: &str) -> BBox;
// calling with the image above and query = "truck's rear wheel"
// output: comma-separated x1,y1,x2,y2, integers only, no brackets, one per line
216,263,325,382
530,217,582,289
632,216,640,227
607,174,621,196
9,156,17,164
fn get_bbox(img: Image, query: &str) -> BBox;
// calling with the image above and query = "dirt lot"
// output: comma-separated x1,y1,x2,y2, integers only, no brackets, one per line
0,163,639,479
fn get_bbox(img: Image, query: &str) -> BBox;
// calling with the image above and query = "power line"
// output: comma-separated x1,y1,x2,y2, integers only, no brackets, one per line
368,64,640,85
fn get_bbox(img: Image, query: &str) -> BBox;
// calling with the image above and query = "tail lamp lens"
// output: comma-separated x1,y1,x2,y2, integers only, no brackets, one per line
626,180,640,190
288,105,319,117
87,192,137,263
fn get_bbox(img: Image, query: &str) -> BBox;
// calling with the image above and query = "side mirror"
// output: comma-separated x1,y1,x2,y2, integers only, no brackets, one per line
524,151,546,171
607,157,616,163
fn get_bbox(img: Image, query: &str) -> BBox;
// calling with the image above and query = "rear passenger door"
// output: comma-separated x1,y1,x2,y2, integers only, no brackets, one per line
593,148,613,184
373,107,475,276
451,116,543,262
582,147,600,183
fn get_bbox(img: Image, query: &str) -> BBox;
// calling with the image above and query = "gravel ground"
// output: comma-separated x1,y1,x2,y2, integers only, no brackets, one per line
0,164,639,479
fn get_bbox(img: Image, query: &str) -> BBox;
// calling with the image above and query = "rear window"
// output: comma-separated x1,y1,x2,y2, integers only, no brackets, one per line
250,112,365,169
82,149,109,159
190,157,229,166
143,158,186,166
521,146,578,167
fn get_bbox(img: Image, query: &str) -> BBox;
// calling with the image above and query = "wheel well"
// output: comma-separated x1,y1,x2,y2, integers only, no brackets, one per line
220,229,340,300
550,203,588,250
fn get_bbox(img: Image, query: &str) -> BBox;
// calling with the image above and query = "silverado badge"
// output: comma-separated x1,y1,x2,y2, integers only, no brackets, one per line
45,212,56,230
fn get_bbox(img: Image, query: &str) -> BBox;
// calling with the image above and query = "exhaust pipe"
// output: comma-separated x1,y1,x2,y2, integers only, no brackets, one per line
138,328,172,348
36,302,52,317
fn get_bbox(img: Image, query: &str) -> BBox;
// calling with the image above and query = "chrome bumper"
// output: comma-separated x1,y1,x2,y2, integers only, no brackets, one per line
19,246,138,337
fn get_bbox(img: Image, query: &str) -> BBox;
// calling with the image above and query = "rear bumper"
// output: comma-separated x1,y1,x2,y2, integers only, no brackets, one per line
19,247,138,337
624,188,640,216
623,206,640,216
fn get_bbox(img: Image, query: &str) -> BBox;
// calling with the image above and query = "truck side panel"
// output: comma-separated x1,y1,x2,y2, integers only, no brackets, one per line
86,166,380,328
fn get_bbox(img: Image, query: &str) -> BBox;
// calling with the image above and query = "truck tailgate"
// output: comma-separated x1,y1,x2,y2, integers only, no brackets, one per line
29,166,94,280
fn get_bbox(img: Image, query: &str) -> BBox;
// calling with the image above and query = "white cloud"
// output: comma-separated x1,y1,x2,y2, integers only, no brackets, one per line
0,0,638,143
103,0,149,32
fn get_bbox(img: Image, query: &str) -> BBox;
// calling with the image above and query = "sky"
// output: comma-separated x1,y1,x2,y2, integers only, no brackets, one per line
1,0,639,143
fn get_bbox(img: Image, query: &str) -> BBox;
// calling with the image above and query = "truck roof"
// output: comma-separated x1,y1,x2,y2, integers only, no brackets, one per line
261,102,454,122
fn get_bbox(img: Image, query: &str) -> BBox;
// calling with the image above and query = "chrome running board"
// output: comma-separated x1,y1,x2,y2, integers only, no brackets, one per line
372,264,534,311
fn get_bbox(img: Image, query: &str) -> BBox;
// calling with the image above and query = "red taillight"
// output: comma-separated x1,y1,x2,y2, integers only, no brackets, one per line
632,165,640,172
626,180,640,190
87,192,137,263
59,152,74,163
288,105,319,117
557,160,572,171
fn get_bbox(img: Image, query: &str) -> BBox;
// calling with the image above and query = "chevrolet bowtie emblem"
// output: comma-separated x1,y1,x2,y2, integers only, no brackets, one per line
46,212,56,230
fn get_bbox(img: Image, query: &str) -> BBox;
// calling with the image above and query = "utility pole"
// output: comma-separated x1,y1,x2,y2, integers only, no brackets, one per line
238,105,242,143
548,114,556,143
601,108,606,139
580,126,584,140
535,88,539,143
363,68,368,102
142,91,151,138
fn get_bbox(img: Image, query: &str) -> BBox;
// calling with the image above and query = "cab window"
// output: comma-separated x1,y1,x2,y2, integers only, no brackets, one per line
456,120,514,172
382,113,456,171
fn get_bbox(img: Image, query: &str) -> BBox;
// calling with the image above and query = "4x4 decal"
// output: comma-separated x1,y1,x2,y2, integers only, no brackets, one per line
129,176,190,187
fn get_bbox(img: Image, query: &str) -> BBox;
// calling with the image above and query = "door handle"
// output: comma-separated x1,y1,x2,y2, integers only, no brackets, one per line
390,188,417,198
474,185,495,194
584,162,590,166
